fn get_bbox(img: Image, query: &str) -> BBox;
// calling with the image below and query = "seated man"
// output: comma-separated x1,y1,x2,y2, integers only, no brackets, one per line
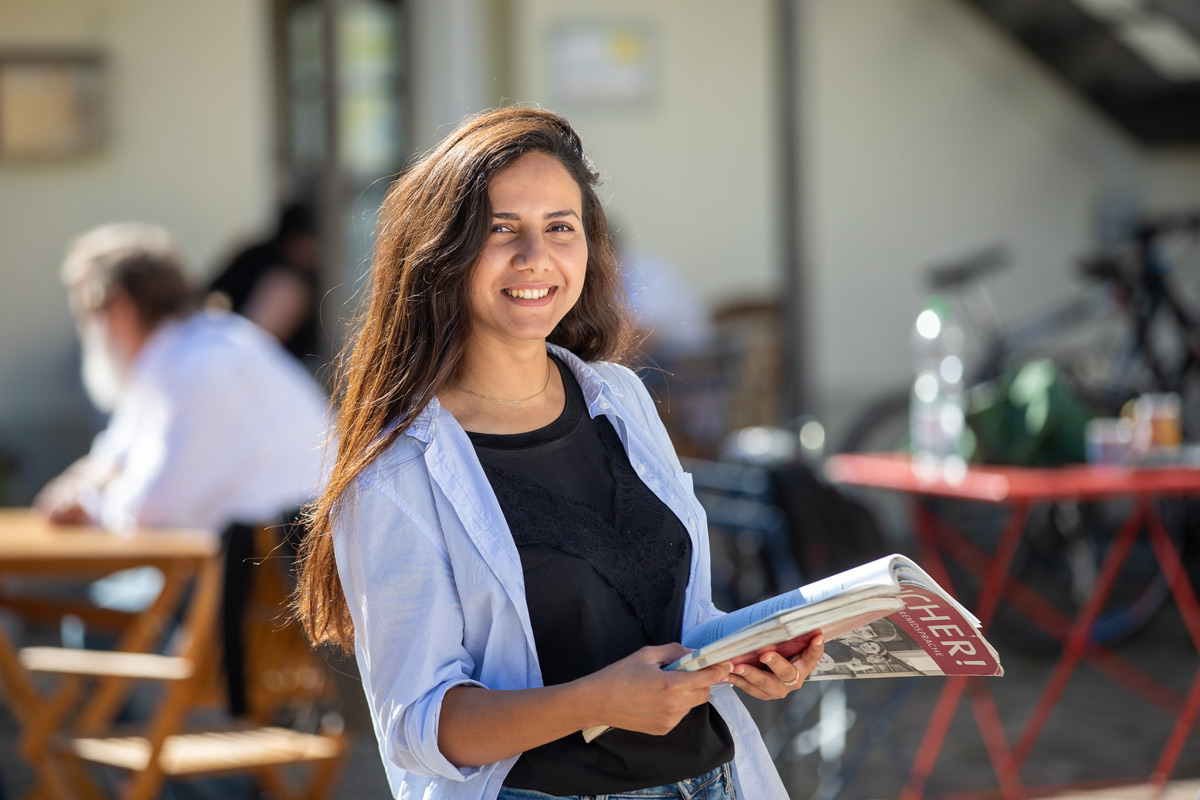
35,222,329,536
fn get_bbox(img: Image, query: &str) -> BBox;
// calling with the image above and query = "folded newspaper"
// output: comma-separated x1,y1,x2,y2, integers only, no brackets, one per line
582,553,1003,742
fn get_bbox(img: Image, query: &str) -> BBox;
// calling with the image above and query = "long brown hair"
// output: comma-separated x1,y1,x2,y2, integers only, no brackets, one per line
296,107,635,651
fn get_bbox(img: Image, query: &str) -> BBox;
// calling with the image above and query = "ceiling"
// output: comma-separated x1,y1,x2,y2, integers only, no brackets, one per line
958,0,1200,145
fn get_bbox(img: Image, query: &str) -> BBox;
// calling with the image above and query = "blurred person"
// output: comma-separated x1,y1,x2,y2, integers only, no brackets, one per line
35,222,329,536
25,223,329,800
617,231,723,457
208,203,323,366
294,107,823,800
616,230,714,361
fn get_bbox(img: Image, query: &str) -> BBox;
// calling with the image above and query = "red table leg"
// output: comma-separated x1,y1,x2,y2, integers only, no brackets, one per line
901,498,1032,799
1012,502,1146,765
1145,503,1200,787
969,680,1025,800
900,676,970,800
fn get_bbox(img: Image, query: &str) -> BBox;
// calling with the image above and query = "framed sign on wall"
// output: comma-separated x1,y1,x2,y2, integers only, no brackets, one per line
0,50,106,161
549,21,659,108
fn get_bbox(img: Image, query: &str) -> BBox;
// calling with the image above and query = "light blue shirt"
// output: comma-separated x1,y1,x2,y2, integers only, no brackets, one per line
333,345,790,800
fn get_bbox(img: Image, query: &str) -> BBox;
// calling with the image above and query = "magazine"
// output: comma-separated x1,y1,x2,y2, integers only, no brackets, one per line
581,553,1002,742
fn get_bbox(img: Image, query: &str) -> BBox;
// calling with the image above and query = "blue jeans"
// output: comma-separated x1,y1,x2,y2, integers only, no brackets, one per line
497,762,736,800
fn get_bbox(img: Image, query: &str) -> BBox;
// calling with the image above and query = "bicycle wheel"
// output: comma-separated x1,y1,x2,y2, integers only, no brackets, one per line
837,388,911,455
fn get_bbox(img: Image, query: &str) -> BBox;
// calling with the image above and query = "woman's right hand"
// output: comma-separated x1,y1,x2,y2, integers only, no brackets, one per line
575,644,733,736
439,644,732,767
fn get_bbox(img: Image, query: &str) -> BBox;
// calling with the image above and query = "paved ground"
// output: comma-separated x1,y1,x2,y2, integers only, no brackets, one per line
762,603,1200,800
0,599,1197,799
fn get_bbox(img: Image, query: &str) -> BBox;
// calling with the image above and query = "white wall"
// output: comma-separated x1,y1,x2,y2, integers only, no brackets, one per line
505,0,781,306
803,0,1200,438
0,0,274,499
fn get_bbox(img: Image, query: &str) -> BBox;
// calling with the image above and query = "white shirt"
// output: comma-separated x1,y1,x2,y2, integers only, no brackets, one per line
86,310,329,533
334,346,789,800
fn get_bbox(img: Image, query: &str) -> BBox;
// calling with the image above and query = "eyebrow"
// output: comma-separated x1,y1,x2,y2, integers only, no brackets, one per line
492,209,581,221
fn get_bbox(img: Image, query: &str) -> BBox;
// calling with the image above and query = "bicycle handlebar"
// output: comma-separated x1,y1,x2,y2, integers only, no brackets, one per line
1078,208,1200,283
926,243,1010,292
1135,210,1200,241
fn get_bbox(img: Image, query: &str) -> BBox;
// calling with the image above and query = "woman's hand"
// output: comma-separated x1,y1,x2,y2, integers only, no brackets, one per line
723,635,826,700
577,643,733,736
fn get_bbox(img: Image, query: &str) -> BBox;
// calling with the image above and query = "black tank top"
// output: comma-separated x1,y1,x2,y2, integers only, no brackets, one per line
467,355,733,796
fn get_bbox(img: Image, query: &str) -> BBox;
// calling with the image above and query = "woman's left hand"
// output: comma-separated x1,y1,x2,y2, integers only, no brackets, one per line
722,635,825,700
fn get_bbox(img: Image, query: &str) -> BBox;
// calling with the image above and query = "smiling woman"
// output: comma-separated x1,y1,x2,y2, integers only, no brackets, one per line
294,107,823,800
445,151,589,435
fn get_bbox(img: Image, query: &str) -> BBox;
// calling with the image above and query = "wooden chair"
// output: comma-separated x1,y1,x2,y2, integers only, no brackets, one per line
16,520,349,800
639,298,786,460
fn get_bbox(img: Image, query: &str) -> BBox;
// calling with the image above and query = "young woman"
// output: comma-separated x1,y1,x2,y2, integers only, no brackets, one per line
296,107,824,800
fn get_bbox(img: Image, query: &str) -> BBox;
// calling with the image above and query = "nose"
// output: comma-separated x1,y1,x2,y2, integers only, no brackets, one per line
514,229,550,272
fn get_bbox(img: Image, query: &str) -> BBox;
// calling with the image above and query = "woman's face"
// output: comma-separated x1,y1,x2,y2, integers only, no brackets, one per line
467,151,587,352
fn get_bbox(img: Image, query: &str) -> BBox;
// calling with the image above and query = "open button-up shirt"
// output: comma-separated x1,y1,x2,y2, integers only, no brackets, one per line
333,345,789,800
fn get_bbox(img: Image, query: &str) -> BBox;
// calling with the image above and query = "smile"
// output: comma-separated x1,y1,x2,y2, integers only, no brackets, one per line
503,287,552,300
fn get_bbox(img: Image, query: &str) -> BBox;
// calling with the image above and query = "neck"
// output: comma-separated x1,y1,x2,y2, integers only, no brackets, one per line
454,339,552,401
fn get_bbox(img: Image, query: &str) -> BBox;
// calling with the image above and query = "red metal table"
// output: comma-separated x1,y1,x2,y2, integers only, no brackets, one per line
825,453,1200,799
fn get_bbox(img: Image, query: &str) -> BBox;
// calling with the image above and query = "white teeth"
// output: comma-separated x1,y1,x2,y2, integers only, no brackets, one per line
506,288,550,299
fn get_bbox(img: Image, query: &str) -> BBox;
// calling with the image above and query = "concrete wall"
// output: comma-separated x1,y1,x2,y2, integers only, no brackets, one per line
0,0,273,500
804,0,1200,439
502,0,781,305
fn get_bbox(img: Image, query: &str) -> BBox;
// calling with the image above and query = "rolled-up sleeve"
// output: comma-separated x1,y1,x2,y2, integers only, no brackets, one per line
333,477,485,782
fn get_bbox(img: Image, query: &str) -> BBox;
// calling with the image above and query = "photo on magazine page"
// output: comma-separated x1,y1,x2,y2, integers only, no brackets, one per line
809,618,930,678
809,590,1003,680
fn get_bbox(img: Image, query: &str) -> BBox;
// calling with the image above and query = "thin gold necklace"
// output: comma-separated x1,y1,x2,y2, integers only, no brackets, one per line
452,358,552,405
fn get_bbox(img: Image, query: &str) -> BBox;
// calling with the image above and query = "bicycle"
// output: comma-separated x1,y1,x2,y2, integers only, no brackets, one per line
837,211,1200,655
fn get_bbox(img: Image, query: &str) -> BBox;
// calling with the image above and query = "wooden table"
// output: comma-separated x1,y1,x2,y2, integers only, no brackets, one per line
826,453,1200,800
0,509,219,798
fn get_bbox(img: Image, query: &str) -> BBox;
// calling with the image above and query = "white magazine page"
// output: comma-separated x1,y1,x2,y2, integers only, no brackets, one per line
682,554,904,650
676,596,905,670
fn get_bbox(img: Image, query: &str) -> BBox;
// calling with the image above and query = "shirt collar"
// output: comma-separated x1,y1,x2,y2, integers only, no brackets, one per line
545,343,622,418
128,313,188,380
402,345,623,446
404,395,439,445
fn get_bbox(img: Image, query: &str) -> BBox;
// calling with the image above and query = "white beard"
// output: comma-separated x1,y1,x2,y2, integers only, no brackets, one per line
80,323,130,414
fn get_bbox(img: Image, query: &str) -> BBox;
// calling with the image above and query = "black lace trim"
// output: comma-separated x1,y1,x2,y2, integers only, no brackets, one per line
484,419,690,644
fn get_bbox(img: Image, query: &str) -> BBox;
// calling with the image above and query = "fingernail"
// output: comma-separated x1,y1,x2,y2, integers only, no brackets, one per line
815,635,825,646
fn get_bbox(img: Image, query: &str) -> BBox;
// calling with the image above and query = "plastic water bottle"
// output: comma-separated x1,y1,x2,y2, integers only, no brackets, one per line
910,295,968,483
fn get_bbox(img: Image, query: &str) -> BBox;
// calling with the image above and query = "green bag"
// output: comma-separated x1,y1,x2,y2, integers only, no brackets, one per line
966,359,1096,467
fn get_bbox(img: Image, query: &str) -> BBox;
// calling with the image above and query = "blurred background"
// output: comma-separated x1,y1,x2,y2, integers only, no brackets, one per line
3,0,1200,797
4,0,1200,501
